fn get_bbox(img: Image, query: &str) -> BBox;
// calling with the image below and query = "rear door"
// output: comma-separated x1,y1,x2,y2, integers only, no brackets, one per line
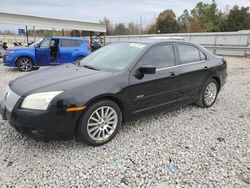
129,43,186,113
35,37,51,65
175,43,209,98
59,39,82,63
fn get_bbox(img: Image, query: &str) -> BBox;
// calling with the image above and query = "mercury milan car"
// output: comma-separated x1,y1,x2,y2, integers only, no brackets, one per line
0,39,227,146
3,36,90,72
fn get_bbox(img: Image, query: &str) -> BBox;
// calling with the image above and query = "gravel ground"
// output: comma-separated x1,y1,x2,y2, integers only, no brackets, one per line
0,57,249,187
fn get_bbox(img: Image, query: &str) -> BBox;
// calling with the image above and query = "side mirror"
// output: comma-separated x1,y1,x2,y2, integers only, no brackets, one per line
139,65,156,74
134,65,156,79
35,43,41,48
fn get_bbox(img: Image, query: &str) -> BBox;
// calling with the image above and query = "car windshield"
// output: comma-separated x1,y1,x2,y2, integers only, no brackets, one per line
80,43,147,71
29,39,43,47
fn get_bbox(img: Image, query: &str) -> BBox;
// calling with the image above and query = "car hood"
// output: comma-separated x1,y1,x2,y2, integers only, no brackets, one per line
10,64,114,96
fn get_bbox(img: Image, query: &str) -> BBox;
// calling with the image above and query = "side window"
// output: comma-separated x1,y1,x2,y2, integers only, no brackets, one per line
40,38,51,48
140,45,175,69
60,40,82,47
177,44,201,64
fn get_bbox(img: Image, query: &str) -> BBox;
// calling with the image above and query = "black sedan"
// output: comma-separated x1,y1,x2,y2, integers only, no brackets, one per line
0,39,227,146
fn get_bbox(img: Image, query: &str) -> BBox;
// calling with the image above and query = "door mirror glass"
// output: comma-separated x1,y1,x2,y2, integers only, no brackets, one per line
139,65,156,74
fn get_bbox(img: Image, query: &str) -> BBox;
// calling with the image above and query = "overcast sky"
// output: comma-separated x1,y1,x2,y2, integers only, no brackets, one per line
0,0,250,30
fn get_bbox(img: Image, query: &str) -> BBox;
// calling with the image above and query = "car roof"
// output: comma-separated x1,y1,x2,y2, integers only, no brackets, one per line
51,36,85,40
112,37,193,45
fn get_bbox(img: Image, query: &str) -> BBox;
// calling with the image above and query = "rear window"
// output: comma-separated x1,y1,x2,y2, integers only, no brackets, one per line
177,44,202,64
60,39,82,47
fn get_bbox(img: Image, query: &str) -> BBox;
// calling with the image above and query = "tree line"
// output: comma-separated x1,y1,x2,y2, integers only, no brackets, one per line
100,0,250,35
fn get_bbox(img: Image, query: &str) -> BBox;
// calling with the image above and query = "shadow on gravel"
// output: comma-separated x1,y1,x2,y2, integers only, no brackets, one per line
2,103,201,153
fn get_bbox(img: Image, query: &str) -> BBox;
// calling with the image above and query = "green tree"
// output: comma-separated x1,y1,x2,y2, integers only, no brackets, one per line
145,23,157,34
191,0,222,32
127,22,140,35
156,9,179,33
178,9,193,32
114,23,127,35
220,6,250,31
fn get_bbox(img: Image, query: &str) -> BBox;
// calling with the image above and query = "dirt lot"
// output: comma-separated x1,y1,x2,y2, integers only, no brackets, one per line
0,57,249,187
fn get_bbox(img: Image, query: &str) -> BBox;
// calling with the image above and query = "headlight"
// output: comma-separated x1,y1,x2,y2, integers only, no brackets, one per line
7,50,16,54
21,91,63,110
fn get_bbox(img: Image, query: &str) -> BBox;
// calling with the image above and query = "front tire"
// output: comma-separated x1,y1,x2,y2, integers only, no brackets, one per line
195,79,219,108
16,57,33,72
77,100,122,146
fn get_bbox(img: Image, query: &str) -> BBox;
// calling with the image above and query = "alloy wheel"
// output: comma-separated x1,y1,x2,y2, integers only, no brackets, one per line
204,82,217,106
87,106,118,142
18,58,33,71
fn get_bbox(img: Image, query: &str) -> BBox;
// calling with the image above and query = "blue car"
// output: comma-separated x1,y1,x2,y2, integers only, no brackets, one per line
3,36,90,71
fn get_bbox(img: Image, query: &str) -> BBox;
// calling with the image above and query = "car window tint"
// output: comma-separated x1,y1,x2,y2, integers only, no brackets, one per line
61,40,82,47
178,44,201,64
141,45,175,69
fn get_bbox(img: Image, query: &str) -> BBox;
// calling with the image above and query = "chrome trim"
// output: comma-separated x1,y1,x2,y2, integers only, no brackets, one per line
156,60,206,72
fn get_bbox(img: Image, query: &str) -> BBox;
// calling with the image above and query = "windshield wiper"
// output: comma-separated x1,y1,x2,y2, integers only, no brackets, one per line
83,65,100,71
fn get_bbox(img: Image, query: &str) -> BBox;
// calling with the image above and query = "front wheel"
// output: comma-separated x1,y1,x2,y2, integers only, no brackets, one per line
77,100,122,146
195,79,219,108
16,57,33,72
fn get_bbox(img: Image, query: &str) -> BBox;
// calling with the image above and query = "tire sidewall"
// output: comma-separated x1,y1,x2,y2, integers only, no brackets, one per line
17,57,33,72
78,100,122,146
201,79,219,107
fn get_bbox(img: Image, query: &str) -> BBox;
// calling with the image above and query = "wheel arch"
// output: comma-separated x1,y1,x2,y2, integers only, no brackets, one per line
74,55,85,61
15,55,35,67
85,95,127,121
72,52,88,61
75,95,127,134
211,76,221,91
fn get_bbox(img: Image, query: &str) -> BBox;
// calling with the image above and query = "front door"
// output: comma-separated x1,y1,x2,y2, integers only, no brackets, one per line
35,37,51,66
129,44,186,114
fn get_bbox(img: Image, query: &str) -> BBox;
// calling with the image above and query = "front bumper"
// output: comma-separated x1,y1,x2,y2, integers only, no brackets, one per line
0,98,82,141
3,55,16,67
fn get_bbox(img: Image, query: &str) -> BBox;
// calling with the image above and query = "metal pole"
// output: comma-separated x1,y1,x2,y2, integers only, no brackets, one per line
33,26,36,41
104,32,106,46
214,34,218,55
25,25,29,46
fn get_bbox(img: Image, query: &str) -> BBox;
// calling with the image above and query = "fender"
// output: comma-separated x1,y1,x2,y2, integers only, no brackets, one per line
14,51,37,66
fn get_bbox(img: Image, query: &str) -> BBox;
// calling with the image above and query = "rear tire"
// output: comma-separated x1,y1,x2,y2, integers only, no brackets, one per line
77,100,122,146
33,67,40,70
195,78,219,108
75,56,84,62
16,57,33,72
